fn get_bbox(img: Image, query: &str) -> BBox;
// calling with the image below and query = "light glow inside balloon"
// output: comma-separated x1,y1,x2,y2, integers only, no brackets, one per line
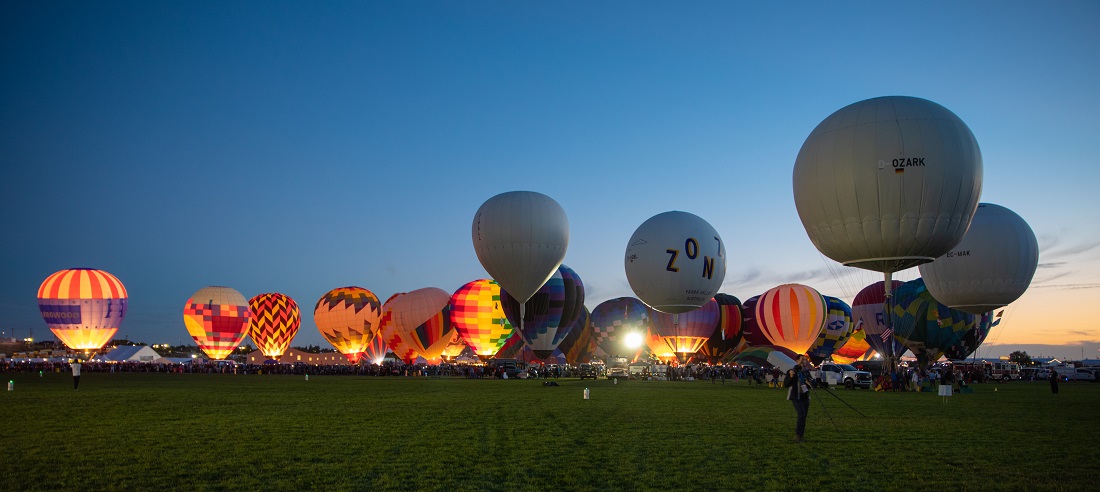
248,293,301,358
648,298,719,358
625,211,726,314
754,284,828,355
388,287,457,362
472,191,569,304
918,203,1039,314
590,297,650,357
313,287,383,364
793,96,983,273
378,293,418,364
38,268,128,351
449,279,515,360
183,286,251,360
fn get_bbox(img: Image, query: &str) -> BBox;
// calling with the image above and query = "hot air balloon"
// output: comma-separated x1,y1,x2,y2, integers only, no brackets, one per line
830,323,875,364
944,311,999,361
501,264,585,359
890,278,976,368
449,279,515,360
624,211,726,314
738,295,771,348
754,284,827,356
248,293,301,359
919,203,1039,314
794,96,983,367
386,287,456,363
378,293,418,364
493,331,526,361
852,281,907,359
806,296,855,364
183,286,251,360
732,345,798,372
472,191,569,307
556,307,595,365
37,268,128,351
794,96,983,275
695,294,743,364
362,334,389,365
590,297,650,358
439,331,469,362
313,287,383,364
648,298,719,362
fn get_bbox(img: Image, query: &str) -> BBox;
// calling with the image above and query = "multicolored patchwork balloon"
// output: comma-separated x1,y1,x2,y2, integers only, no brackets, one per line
590,297,650,358
891,278,978,368
313,287,383,364
555,307,595,365
38,268,128,351
183,286,251,360
695,294,743,364
449,279,514,360
755,284,827,356
248,292,301,358
388,287,457,363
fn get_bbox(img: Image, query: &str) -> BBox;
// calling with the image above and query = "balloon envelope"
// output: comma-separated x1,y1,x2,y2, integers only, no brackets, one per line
472,191,569,304
919,203,1039,314
829,324,875,364
755,284,828,356
624,211,726,313
388,287,456,362
891,278,977,368
378,293,419,364
806,296,854,364
184,286,251,360
852,281,907,358
38,268,128,351
695,294,743,364
556,307,596,365
793,96,983,273
590,297,650,357
501,264,585,359
648,298,720,358
313,287,383,364
248,293,301,358
449,279,515,360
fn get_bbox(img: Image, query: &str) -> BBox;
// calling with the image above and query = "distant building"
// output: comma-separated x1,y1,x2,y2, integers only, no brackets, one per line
245,348,349,365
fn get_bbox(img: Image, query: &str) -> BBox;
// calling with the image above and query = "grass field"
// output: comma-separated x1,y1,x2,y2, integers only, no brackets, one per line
2,372,1096,491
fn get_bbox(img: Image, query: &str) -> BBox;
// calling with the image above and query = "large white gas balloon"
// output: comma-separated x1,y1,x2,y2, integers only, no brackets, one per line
793,96,983,273
624,211,726,314
472,191,569,304
918,203,1039,314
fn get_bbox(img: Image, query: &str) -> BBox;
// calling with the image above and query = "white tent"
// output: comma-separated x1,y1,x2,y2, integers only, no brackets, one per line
103,345,162,363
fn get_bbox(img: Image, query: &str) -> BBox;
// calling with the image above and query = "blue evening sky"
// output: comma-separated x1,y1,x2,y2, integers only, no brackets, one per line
3,1,1098,358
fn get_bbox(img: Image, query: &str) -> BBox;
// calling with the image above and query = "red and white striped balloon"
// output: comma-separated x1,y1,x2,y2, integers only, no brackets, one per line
754,284,827,355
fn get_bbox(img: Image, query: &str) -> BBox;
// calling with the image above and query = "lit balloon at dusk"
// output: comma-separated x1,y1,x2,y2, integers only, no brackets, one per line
449,279,514,360
755,284,827,356
806,296,854,364
388,287,457,363
248,292,301,358
501,264,585,359
313,286,383,364
37,268,128,351
648,298,719,360
590,297,650,358
183,286,251,360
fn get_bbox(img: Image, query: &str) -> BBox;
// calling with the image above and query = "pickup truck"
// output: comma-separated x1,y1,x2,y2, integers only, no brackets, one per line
818,362,873,389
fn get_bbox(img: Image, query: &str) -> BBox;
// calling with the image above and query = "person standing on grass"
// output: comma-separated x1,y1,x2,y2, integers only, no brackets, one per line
938,366,953,403
784,356,812,443
71,360,81,390
1049,368,1059,394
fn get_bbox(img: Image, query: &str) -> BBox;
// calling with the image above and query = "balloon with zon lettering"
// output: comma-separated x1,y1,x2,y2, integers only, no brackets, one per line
624,211,726,314
37,268,128,351
183,286,251,360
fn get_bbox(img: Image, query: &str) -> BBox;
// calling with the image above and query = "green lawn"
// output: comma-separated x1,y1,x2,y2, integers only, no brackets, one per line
1,372,1095,491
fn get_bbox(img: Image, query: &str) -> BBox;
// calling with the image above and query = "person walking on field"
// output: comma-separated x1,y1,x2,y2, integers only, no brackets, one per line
71,360,81,390
784,356,812,443
1049,368,1059,394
